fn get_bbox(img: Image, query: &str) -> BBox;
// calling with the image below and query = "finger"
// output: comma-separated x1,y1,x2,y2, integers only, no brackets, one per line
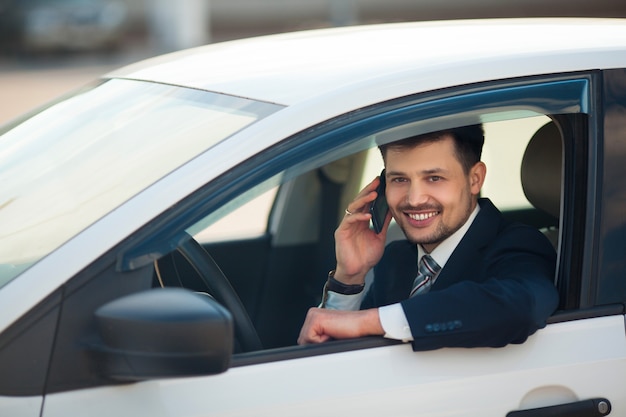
351,177,380,203
340,210,371,229
363,176,381,193
345,191,377,216
298,309,324,345
298,331,331,345
298,325,330,345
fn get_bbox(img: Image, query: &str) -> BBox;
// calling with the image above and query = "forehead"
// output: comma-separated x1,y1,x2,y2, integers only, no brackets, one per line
385,136,462,171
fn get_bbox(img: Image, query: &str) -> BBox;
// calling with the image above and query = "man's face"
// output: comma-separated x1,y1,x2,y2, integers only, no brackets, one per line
384,135,485,253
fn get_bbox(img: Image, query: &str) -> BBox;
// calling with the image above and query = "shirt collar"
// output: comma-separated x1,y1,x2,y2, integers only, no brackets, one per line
417,203,481,269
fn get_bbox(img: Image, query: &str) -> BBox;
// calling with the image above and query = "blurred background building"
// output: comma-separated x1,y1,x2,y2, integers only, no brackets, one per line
3,0,626,54
1,0,626,124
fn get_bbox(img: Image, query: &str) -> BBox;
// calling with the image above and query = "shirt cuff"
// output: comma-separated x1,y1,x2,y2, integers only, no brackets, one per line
378,303,413,342
321,291,364,311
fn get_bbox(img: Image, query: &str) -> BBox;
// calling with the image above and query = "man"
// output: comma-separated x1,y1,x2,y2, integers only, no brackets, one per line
298,124,559,351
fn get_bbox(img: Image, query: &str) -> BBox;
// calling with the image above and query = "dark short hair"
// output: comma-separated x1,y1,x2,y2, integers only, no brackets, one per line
379,124,485,174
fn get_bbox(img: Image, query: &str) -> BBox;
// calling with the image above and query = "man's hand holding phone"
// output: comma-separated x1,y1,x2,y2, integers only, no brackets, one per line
333,171,391,285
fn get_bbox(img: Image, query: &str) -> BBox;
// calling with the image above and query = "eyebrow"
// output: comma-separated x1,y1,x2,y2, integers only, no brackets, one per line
386,167,448,177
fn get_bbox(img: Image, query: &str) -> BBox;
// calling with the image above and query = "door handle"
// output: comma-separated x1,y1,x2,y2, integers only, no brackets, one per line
507,398,611,417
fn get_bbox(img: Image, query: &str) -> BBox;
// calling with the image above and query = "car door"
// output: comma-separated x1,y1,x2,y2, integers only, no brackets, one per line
3,73,624,417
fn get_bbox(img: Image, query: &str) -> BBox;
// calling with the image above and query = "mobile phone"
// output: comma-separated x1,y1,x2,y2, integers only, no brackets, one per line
369,169,389,234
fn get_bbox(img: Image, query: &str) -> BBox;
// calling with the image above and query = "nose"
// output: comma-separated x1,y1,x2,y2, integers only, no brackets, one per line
406,181,429,207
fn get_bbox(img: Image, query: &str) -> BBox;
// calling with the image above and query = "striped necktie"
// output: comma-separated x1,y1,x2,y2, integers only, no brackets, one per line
410,254,441,297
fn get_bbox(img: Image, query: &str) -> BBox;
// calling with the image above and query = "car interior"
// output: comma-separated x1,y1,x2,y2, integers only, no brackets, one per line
153,115,564,353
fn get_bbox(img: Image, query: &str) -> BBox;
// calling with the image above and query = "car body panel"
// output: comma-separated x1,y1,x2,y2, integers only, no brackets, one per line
0,397,41,417
40,316,626,416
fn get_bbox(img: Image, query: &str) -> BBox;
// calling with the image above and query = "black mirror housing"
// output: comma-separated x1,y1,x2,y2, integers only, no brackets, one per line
93,288,233,381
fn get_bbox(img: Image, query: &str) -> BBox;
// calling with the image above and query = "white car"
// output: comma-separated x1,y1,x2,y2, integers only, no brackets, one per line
1,18,625,417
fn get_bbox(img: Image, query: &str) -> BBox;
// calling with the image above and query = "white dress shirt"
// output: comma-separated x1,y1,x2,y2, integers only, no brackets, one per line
323,204,480,341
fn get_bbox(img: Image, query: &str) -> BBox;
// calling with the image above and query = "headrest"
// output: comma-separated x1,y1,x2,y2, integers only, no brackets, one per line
520,122,562,219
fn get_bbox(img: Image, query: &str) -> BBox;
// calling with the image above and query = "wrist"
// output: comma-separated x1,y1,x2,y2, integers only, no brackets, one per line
333,267,366,285
361,308,385,336
320,270,365,308
325,270,365,294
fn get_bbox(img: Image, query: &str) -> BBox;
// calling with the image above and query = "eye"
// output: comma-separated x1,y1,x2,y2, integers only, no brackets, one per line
428,176,443,182
391,177,407,183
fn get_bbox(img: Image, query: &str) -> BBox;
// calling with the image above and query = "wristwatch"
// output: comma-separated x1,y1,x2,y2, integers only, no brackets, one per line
325,270,366,294
320,270,365,308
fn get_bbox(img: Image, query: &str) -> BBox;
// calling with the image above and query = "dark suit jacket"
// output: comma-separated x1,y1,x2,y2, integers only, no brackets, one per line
361,198,559,351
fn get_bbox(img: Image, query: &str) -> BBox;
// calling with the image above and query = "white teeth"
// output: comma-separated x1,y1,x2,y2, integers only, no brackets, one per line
409,212,438,221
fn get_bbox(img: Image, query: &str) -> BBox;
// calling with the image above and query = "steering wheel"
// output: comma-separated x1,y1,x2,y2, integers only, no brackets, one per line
176,235,263,352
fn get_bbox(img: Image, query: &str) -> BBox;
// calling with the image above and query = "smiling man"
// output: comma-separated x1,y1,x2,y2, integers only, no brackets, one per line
298,125,559,350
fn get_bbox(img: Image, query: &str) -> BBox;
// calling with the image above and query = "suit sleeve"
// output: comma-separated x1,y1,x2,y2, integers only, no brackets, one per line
401,224,559,351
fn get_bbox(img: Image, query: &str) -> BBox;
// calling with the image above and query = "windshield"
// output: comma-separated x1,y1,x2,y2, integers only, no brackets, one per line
0,78,280,287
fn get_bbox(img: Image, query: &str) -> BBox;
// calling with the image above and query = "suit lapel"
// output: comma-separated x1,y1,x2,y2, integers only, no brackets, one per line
432,198,502,290
372,240,417,305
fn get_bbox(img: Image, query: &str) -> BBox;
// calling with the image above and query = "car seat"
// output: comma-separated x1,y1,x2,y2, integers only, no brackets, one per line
520,121,563,248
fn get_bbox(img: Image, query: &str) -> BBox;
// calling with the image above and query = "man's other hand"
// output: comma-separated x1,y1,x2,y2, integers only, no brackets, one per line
297,307,384,344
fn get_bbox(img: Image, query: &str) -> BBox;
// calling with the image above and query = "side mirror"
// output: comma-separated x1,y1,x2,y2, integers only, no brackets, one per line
92,288,233,381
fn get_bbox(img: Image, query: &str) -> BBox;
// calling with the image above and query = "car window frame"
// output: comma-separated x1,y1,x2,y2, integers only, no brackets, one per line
120,74,592,270
222,74,597,364
594,68,626,307
115,73,602,356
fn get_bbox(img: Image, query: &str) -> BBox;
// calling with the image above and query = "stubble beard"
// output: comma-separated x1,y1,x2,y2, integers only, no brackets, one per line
400,197,474,248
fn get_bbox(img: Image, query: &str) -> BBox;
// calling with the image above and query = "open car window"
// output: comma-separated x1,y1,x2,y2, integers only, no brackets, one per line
171,111,561,353
193,115,552,246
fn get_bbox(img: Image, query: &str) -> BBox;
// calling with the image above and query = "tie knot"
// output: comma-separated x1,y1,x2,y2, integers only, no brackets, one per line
410,254,441,297
419,254,441,277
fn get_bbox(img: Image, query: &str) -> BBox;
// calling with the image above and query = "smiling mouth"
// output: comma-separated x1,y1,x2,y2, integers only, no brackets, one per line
408,211,439,221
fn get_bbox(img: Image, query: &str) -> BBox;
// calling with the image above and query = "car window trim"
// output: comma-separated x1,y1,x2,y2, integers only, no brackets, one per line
119,73,592,269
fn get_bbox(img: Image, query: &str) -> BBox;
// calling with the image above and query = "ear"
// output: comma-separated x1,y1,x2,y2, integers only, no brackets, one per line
469,161,486,195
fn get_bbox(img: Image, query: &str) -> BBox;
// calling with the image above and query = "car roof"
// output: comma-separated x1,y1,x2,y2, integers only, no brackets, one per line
108,18,626,106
